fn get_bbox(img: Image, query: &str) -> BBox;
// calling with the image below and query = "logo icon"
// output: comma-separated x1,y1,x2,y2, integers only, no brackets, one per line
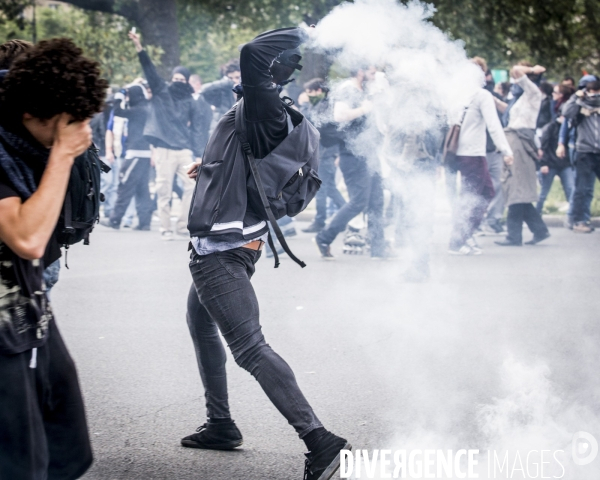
572,432,598,466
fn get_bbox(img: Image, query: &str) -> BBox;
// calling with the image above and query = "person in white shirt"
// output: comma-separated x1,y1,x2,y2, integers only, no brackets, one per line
448,59,513,255
495,64,551,246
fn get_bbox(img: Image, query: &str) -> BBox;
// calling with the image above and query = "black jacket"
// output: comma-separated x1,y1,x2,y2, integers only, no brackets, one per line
195,94,213,157
113,100,151,153
540,120,571,170
137,51,205,157
188,27,312,240
201,77,236,117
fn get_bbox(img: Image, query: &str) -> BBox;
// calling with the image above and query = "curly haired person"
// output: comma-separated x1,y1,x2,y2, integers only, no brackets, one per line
0,38,107,480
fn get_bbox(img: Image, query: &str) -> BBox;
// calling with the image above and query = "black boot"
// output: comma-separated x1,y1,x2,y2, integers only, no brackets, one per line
181,420,243,450
303,431,351,480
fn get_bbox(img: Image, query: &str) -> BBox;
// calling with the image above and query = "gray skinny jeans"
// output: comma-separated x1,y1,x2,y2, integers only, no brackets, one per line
186,247,322,438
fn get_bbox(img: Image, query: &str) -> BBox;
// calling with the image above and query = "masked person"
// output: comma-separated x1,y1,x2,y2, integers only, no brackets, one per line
128,31,205,240
496,64,550,246
300,78,346,233
562,79,600,233
183,27,350,480
0,38,107,479
100,85,153,230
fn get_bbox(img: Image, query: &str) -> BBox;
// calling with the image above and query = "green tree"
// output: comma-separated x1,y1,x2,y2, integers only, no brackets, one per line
0,4,162,85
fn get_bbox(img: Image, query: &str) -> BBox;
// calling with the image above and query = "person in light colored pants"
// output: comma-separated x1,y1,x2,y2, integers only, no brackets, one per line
154,146,195,235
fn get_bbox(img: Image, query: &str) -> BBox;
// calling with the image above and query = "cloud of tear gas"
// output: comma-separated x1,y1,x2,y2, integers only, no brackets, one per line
311,0,483,161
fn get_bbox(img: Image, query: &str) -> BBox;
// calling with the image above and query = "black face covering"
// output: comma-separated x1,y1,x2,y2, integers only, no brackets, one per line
168,81,194,100
582,93,600,108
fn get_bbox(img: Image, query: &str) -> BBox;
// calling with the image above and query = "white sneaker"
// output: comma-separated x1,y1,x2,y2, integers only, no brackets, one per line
161,231,174,241
466,237,483,254
448,244,481,256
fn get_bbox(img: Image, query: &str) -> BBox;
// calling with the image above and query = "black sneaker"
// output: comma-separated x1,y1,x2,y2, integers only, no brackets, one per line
304,432,351,480
181,422,243,450
313,238,334,260
302,222,325,233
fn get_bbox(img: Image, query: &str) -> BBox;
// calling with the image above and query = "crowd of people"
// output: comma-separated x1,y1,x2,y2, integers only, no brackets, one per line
1,25,600,480
90,44,600,281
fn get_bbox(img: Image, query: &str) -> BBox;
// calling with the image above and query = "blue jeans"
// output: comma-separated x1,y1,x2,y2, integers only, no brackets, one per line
100,157,120,218
484,151,505,225
572,152,600,223
316,152,385,255
186,248,322,438
42,259,61,300
314,145,346,226
536,166,575,216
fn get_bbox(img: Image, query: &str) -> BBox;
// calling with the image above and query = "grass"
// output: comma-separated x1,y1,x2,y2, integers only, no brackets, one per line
542,177,600,217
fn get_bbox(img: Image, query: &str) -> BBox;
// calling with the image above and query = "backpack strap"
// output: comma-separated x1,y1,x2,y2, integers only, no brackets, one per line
234,99,306,269
63,193,75,235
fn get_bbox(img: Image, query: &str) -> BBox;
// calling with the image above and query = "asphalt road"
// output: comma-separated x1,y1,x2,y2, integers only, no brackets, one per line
51,216,600,480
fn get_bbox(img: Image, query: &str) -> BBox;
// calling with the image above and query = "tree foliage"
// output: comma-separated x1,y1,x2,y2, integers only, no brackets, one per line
0,0,599,85
0,3,162,84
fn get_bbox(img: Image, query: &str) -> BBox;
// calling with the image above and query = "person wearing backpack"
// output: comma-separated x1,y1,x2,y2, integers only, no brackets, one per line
0,38,107,480
183,27,350,480
448,58,513,255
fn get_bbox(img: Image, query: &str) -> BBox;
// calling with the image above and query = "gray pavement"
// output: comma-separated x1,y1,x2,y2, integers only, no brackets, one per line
51,216,600,479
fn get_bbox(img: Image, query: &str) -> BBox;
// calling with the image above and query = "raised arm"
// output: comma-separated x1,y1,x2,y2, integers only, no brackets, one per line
0,115,91,260
128,31,165,95
240,27,308,121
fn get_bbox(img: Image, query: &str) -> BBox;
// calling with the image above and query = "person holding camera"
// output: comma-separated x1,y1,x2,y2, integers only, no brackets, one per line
0,38,107,479
562,78,600,233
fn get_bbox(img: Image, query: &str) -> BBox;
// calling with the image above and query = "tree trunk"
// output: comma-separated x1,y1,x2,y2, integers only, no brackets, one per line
136,0,180,78
61,0,180,78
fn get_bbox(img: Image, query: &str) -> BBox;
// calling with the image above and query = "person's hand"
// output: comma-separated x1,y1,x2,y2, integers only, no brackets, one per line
503,155,514,166
540,165,549,174
297,92,309,105
53,114,92,159
532,65,546,75
556,144,566,158
576,89,585,98
186,160,202,179
106,150,115,165
128,31,143,52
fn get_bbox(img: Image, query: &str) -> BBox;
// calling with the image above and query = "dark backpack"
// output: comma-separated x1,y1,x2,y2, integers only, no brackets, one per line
235,98,321,268
56,145,109,251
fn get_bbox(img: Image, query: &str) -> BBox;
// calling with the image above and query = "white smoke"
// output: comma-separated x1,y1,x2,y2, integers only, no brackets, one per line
311,0,484,133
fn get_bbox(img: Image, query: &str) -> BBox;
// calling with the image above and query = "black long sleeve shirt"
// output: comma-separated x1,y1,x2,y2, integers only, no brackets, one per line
240,27,308,159
137,51,204,157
